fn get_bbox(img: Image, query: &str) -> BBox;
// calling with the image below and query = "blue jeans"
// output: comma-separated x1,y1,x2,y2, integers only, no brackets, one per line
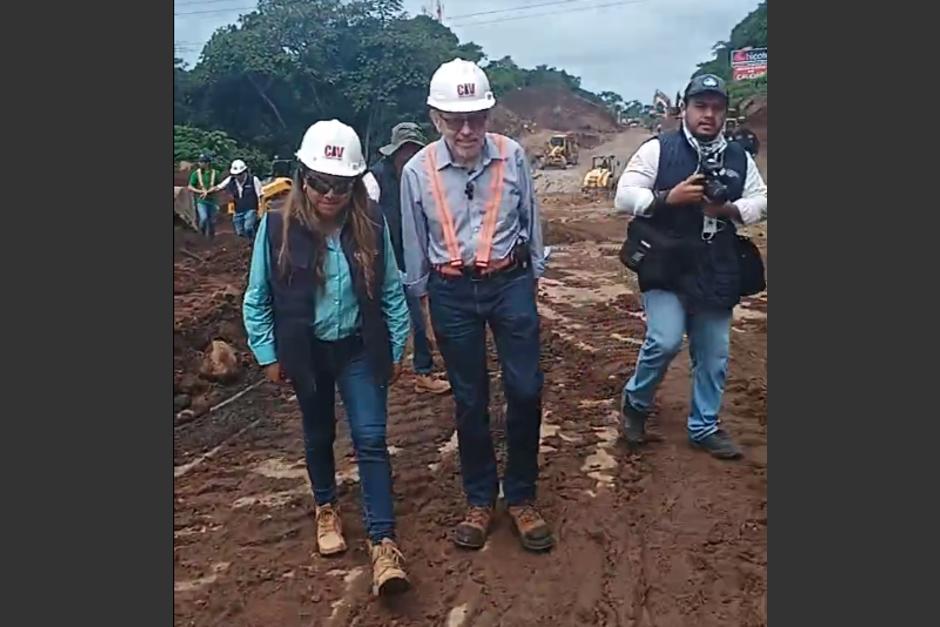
406,291,433,375
428,266,543,507
195,201,216,238
293,343,395,543
622,289,733,441
232,210,257,240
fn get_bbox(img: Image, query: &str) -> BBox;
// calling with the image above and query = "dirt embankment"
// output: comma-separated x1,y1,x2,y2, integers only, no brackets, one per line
173,224,257,418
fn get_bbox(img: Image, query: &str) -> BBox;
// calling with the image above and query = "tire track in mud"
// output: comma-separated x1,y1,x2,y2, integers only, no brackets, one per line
174,211,767,626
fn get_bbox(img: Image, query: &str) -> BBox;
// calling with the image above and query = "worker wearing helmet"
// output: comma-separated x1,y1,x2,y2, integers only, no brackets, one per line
370,122,451,396
207,159,263,240
614,74,768,459
242,120,411,596
187,153,221,239
400,59,552,552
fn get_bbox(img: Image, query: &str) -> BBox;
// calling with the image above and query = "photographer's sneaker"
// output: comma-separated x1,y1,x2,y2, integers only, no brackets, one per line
369,539,410,596
690,429,743,460
315,504,347,556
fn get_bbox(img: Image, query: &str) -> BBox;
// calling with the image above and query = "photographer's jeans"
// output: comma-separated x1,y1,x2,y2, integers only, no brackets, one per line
622,289,732,441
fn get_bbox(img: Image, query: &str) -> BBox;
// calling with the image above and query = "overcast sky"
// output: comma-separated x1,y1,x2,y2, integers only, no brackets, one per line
174,0,762,103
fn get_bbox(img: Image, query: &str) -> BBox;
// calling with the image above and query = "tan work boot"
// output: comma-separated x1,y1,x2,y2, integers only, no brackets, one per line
453,505,493,550
369,538,410,596
508,503,554,552
315,504,347,556
415,373,451,395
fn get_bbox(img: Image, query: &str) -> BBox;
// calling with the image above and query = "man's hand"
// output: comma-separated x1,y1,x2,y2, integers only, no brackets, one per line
665,173,705,206
389,361,403,384
534,278,540,296
264,362,288,384
703,202,741,221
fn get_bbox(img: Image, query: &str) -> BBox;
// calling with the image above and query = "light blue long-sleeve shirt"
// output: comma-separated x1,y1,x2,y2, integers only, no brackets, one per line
400,134,544,297
242,213,410,366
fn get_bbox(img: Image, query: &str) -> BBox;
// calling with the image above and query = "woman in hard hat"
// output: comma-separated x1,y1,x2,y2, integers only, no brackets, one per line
207,159,263,240
187,153,221,239
242,120,411,596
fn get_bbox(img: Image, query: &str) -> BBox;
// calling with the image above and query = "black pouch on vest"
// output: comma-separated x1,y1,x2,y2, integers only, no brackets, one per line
619,218,685,286
735,235,766,296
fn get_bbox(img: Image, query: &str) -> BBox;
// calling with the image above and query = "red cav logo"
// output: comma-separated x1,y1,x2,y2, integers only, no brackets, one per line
324,145,345,159
456,83,476,98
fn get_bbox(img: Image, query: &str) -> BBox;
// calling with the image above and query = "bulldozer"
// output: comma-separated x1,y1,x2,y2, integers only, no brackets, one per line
582,155,619,195
540,133,579,169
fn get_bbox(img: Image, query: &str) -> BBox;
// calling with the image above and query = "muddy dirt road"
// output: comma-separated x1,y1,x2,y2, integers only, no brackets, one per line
174,130,768,626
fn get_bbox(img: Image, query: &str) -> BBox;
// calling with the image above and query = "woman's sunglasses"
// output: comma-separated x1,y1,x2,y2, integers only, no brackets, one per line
438,111,488,132
303,172,357,196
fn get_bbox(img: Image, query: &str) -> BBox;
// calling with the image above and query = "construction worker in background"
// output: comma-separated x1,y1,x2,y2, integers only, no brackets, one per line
614,74,768,459
187,153,221,239
207,159,262,240
401,59,552,552
242,120,411,596
371,122,451,395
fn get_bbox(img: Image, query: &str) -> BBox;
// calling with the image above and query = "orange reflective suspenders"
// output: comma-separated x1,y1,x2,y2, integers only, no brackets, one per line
424,133,508,270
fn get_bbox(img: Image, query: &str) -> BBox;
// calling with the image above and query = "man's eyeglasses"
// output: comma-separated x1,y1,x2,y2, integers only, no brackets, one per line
438,111,488,132
304,172,357,196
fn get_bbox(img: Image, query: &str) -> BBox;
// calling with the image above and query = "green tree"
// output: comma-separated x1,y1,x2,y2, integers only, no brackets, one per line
694,1,767,81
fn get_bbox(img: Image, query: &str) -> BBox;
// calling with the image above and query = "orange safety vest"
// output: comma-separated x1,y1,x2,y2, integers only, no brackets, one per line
424,133,508,269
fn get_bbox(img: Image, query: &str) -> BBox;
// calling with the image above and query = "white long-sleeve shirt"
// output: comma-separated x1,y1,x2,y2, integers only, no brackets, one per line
216,175,264,201
614,139,768,226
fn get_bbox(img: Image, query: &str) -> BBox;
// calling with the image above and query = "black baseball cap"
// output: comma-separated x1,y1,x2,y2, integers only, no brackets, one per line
684,74,728,101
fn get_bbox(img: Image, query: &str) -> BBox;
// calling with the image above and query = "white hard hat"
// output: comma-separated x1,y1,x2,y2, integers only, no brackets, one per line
295,119,366,177
427,58,496,113
230,159,248,175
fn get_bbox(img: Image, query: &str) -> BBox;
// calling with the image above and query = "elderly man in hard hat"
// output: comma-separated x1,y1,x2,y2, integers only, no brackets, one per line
371,122,451,396
401,59,552,552
208,159,263,240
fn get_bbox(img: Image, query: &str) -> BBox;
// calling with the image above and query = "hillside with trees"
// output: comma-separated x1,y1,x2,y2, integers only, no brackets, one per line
173,0,630,168
692,0,767,106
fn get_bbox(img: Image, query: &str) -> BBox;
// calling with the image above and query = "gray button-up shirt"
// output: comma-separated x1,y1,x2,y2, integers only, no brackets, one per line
400,134,544,297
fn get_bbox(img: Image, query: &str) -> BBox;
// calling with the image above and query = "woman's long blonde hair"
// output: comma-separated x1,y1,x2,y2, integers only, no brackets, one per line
276,167,379,299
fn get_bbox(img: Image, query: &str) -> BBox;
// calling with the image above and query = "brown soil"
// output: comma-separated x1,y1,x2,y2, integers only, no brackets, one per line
500,87,620,135
173,221,257,417
173,130,768,626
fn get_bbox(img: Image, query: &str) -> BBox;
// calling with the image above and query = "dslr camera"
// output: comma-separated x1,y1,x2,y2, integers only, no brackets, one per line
698,151,740,205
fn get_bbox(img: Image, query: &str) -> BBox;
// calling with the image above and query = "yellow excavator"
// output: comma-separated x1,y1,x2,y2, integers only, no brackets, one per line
541,133,579,169
582,155,618,195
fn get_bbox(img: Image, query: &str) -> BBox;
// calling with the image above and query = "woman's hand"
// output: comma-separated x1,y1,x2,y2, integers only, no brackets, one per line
264,362,289,384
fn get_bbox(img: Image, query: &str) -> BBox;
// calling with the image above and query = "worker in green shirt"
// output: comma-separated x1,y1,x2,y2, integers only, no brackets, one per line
187,153,221,239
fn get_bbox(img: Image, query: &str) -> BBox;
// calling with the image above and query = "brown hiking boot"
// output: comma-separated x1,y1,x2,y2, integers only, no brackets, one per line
415,374,451,395
453,505,493,549
369,538,410,596
508,504,554,552
315,504,347,556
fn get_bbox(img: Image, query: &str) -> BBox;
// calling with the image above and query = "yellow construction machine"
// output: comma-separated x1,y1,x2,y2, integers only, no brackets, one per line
541,133,579,169
582,155,618,195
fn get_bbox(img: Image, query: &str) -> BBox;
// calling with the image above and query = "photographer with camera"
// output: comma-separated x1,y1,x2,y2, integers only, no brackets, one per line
614,74,767,459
